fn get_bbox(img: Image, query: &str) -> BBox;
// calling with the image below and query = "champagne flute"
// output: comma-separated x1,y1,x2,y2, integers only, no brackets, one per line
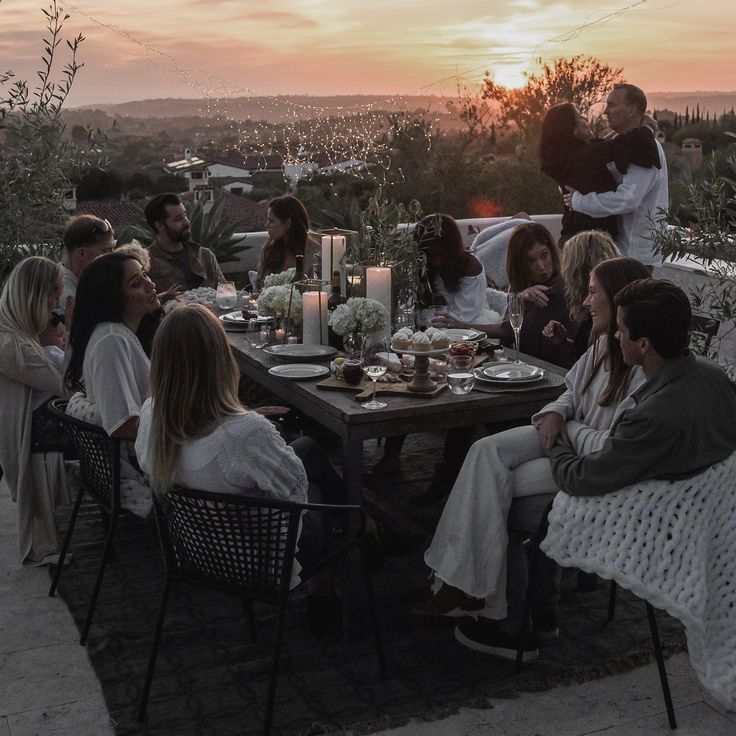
508,291,524,364
361,336,389,410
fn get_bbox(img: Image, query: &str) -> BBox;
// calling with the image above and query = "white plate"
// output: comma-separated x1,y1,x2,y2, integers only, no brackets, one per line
268,364,329,380
263,344,338,360
480,363,545,383
441,328,486,342
220,311,271,324
391,346,449,358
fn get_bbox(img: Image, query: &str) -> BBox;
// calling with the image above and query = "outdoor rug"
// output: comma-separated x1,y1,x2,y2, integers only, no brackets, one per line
50,431,687,736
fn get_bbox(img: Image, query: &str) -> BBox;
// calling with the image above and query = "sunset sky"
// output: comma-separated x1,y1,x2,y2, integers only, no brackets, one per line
1,0,734,106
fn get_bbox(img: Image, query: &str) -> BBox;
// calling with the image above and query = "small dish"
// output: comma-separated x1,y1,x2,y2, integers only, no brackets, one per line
268,364,330,380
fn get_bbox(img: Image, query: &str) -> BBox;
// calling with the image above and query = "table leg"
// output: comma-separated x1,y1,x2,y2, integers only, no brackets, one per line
341,432,368,642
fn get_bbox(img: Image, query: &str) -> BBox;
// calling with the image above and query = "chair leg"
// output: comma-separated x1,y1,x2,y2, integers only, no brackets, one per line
360,546,387,679
264,597,290,736
99,509,116,562
243,598,257,643
608,581,618,622
80,511,118,645
49,486,84,597
137,576,172,722
646,602,677,730
515,574,535,672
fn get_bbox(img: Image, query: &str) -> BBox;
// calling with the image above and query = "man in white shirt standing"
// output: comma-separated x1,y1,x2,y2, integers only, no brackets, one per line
564,84,668,271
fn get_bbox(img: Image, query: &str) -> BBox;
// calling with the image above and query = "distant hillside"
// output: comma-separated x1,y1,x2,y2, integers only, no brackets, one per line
73,92,736,121
72,95,457,122
648,92,736,115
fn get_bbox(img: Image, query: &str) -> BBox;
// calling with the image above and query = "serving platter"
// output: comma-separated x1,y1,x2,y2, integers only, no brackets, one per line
268,364,330,380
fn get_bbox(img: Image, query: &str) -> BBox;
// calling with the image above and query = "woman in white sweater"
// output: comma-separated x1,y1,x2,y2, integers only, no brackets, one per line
0,257,69,564
136,304,349,593
414,257,652,657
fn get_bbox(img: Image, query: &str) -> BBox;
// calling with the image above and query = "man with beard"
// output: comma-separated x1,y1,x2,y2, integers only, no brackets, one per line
144,193,224,297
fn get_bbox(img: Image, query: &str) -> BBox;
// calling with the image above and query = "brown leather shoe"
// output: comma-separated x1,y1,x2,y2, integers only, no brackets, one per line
410,584,483,625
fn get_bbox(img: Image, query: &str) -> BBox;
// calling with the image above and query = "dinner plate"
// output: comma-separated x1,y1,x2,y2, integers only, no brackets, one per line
479,363,545,383
220,311,271,324
263,344,338,361
441,328,486,342
268,364,329,380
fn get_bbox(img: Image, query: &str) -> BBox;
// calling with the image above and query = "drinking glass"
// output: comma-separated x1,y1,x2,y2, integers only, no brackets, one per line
216,281,238,310
447,355,475,395
508,291,524,364
360,336,389,410
249,323,269,349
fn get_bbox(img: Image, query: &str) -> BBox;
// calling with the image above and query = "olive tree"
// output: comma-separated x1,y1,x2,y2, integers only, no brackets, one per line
0,2,85,279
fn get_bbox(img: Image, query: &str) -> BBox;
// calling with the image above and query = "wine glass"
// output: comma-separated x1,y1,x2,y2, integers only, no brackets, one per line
508,291,524,364
360,336,389,410
216,281,238,310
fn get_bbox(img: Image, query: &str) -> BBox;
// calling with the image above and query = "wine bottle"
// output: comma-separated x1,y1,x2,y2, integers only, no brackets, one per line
327,270,346,349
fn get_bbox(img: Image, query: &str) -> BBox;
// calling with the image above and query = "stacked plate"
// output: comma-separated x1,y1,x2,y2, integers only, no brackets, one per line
263,344,337,361
473,362,545,385
441,328,486,342
219,311,272,330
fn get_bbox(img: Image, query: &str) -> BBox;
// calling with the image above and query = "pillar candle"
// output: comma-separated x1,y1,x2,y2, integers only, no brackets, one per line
366,267,392,340
302,290,328,345
321,235,346,293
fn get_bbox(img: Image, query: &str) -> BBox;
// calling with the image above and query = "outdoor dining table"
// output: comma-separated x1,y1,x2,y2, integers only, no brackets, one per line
226,333,567,638
226,333,567,508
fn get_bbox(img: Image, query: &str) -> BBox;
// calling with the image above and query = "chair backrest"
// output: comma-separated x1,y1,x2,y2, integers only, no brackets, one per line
689,313,720,355
154,488,302,603
48,398,121,514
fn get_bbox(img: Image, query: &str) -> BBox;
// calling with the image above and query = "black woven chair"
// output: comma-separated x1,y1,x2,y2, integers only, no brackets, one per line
47,398,121,646
516,501,676,730
137,488,387,735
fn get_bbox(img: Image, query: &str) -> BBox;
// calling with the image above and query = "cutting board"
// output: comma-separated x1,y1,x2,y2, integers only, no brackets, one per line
316,375,447,400
316,353,490,401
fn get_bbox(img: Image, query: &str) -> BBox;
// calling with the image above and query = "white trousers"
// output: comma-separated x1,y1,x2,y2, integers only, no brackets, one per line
424,421,597,618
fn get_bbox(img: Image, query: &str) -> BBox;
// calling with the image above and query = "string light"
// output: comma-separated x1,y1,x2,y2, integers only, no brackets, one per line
64,2,657,184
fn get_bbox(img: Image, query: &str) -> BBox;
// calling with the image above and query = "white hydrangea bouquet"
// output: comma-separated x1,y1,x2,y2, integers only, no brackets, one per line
262,268,295,288
257,269,303,326
328,297,388,336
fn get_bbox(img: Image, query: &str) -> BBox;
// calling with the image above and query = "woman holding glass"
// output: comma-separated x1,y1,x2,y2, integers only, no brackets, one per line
0,257,70,564
415,257,651,656
432,222,575,368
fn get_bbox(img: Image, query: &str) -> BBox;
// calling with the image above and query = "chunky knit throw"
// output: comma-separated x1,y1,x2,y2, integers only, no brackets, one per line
541,450,736,710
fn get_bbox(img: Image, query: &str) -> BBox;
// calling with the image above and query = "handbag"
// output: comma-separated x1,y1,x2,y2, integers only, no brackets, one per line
30,400,76,454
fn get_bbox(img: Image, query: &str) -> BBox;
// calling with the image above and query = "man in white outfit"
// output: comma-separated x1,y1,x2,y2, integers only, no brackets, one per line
564,84,668,271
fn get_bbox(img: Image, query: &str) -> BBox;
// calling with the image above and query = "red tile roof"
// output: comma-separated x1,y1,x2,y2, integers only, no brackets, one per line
74,199,147,231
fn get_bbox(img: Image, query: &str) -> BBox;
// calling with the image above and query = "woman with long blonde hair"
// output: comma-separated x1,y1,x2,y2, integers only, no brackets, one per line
136,304,356,628
0,256,69,564
543,230,620,362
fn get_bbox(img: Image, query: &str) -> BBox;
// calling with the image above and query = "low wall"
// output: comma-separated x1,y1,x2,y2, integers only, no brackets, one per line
221,214,565,275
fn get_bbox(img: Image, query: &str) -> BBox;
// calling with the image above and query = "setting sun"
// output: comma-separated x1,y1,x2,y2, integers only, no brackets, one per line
1,1,735,104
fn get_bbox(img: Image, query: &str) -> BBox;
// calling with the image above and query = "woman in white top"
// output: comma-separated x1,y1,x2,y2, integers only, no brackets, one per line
414,257,652,656
417,214,496,324
65,252,161,517
0,257,69,564
136,304,352,600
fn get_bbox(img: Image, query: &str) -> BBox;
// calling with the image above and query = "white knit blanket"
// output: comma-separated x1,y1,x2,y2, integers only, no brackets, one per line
541,449,736,711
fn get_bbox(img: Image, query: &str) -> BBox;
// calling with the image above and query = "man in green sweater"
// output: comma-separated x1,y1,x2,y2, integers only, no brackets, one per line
550,278,736,495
